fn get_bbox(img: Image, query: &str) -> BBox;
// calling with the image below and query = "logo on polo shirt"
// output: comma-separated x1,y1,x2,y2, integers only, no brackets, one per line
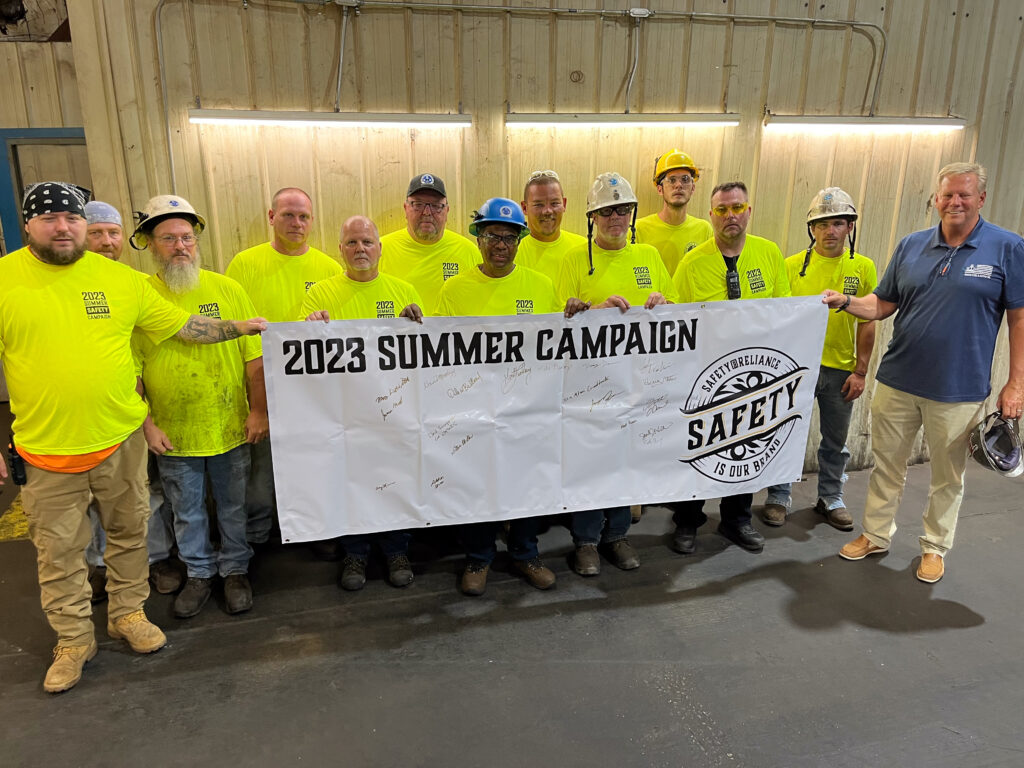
843,276,860,295
376,300,396,318
679,347,806,483
633,266,652,288
746,268,766,293
442,262,459,280
515,299,534,315
198,301,221,318
964,264,994,279
82,290,110,319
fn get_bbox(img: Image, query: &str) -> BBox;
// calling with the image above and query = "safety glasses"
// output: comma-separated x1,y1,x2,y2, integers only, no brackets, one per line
594,204,636,217
528,169,560,182
711,202,750,217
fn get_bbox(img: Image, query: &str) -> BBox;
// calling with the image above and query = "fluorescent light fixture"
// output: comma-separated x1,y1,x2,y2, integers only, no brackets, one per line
188,108,472,129
763,115,966,135
505,113,740,129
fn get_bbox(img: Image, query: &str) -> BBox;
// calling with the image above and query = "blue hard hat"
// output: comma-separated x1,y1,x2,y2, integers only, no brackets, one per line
469,197,528,238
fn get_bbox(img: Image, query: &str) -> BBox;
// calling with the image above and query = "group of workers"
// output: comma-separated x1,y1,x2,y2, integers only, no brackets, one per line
0,150,1021,696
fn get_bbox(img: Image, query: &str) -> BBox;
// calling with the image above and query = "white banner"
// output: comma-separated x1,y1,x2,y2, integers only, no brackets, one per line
264,297,827,542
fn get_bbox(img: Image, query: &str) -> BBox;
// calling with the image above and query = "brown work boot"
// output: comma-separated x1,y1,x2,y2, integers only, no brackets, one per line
149,558,183,595
606,538,640,570
460,559,490,596
511,557,556,590
916,553,944,583
762,504,787,527
630,505,643,523
838,535,888,561
573,544,600,576
108,609,167,653
43,640,98,693
816,499,854,531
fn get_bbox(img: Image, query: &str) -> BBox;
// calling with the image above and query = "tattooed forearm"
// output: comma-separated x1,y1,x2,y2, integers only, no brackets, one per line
175,315,241,344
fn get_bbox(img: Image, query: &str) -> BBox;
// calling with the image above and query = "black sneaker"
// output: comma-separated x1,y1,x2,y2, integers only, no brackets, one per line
223,574,253,615
174,577,213,618
386,554,414,588
339,556,367,591
717,522,765,552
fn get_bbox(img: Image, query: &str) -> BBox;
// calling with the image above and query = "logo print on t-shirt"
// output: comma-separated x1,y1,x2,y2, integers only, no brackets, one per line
633,266,652,288
198,302,221,318
842,276,860,296
685,241,698,253
442,262,459,280
304,281,317,291
964,264,994,279
515,299,534,315
376,300,396,318
746,269,766,293
82,290,110,319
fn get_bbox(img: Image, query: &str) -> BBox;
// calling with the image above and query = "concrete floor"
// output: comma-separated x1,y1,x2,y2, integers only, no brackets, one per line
1,454,1022,767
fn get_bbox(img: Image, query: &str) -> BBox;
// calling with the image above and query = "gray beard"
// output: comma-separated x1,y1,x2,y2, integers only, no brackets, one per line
163,259,201,294
29,241,86,265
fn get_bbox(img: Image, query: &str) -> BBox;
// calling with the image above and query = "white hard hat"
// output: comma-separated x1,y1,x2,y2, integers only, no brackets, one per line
586,172,638,214
131,195,207,249
806,187,857,224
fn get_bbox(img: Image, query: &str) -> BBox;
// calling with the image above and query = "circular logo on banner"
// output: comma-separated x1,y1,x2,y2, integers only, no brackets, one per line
499,206,513,216
678,347,807,483
421,174,434,185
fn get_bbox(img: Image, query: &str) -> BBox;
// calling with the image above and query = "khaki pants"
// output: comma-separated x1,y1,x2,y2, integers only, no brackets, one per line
21,429,151,646
862,382,984,556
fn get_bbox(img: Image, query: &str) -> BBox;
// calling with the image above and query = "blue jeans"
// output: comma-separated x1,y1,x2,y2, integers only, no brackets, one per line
766,366,854,511
570,507,631,547
463,517,542,564
86,457,174,566
157,444,252,578
343,530,411,559
246,438,276,544
671,494,753,529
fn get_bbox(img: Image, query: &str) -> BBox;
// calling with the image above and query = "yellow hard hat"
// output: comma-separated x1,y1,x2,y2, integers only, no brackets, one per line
653,150,700,185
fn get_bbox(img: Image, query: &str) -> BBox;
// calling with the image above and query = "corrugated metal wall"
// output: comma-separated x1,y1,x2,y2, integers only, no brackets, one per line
17,0,1024,469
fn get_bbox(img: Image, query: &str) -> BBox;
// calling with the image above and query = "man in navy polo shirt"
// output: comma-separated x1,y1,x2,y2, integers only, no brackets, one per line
822,162,1024,583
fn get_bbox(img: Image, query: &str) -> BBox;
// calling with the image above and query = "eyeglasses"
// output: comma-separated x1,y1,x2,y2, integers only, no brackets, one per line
594,204,636,217
407,200,447,213
661,174,694,187
528,169,560,182
711,202,750,217
155,234,197,247
479,233,520,247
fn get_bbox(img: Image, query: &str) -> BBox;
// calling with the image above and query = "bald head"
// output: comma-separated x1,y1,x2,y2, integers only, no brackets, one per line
340,215,379,242
339,215,382,282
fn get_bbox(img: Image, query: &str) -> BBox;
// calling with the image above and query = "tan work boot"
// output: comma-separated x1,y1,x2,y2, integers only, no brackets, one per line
43,640,98,693
916,553,944,583
460,560,490,596
762,504,787,527
838,534,888,561
108,609,166,653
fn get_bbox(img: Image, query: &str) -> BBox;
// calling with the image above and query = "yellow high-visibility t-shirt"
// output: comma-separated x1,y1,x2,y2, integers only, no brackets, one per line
134,270,262,457
635,213,714,275
226,241,342,322
674,235,791,303
785,248,878,372
514,230,587,285
299,272,425,320
557,241,679,306
0,247,190,455
379,227,480,310
435,265,561,317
